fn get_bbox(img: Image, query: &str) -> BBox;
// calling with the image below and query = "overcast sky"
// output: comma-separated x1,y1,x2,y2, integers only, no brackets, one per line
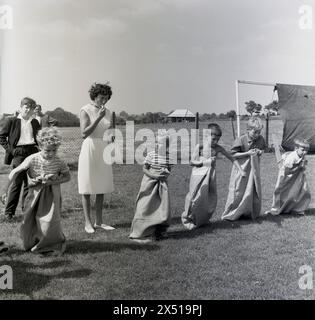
0,0,314,115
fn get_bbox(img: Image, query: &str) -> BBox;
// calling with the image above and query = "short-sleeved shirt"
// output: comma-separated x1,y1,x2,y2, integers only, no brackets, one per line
231,134,266,154
19,152,69,178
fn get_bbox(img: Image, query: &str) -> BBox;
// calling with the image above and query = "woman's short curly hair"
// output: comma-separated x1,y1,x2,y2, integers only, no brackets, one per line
89,82,112,101
37,127,62,148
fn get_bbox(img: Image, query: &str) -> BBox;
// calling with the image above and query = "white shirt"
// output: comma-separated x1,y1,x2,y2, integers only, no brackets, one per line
282,150,302,168
35,115,42,126
17,114,36,146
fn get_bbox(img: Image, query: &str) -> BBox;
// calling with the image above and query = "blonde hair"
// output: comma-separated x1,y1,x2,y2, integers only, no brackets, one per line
247,117,263,131
294,138,310,150
37,127,62,148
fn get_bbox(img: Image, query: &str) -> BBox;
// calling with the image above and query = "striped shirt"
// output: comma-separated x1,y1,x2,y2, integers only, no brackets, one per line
19,152,69,178
144,151,171,170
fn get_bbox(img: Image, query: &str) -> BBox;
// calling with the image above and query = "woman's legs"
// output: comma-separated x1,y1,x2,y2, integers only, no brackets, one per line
94,194,115,230
82,194,93,230
95,194,104,226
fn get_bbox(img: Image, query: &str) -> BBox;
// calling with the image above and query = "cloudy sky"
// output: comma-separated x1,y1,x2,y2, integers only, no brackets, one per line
0,0,314,115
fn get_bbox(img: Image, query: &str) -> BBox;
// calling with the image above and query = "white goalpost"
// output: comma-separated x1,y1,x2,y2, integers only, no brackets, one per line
235,79,276,137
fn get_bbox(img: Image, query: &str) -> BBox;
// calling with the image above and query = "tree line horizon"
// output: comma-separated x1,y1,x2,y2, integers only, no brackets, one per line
1,100,279,127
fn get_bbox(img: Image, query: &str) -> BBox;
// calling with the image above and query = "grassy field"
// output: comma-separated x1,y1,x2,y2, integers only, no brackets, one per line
0,120,315,300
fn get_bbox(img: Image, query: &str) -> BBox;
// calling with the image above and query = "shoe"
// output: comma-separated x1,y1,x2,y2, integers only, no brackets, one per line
130,238,152,244
94,223,115,231
265,209,278,216
85,225,95,234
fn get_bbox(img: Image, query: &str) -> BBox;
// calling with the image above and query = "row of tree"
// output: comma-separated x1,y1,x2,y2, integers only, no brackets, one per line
43,100,280,127
245,100,279,116
46,108,80,127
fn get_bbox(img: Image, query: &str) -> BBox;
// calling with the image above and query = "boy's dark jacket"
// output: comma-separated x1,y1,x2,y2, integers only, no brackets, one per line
0,117,40,165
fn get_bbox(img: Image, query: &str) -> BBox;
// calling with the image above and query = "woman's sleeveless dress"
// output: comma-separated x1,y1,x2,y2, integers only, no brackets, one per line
78,103,114,195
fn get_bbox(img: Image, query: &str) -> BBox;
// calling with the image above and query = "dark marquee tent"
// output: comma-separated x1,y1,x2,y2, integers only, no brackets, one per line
277,83,315,152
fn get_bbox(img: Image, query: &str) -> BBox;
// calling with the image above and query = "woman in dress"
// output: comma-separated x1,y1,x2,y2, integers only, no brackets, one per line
78,83,115,234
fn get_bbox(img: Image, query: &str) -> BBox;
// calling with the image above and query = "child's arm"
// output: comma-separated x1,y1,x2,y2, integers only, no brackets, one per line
45,171,71,185
5,159,30,193
256,148,264,156
45,161,71,186
230,136,258,159
143,166,162,180
190,145,203,167
8,164,27,182
219,146,246,177
284,165,300,175
232,149,258,159
284,159,306,175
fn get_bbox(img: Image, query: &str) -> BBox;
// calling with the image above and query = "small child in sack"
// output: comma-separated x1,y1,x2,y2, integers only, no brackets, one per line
266,138,311,216
130,131,172,243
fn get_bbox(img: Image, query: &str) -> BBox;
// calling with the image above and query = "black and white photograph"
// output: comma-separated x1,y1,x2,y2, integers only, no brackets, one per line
0,0,315,306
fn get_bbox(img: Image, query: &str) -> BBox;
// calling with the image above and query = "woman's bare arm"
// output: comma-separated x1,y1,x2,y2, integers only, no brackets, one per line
80,108,106,139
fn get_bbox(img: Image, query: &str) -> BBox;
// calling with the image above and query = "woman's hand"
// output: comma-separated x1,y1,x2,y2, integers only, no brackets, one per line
97,106,106,120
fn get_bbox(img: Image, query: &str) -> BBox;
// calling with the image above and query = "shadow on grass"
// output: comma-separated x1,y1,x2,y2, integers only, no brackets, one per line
259,209,315,227
166,220,249,240
0,258,92,299
166,211,315,240
65,240,160,254
111,221,132,229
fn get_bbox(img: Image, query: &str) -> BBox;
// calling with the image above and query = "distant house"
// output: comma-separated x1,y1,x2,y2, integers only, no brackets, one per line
167,109,195,122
